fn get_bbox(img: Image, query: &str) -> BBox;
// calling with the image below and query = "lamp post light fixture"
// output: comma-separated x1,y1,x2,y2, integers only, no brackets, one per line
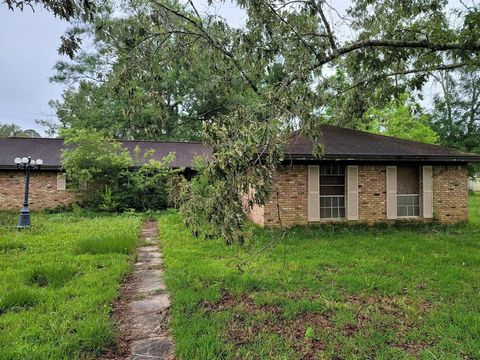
14,156,43,229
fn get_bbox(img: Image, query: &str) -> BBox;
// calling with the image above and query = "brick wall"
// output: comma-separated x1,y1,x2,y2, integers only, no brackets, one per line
245,163,469,227
433,165,468,222
358,165,387,223
0,171,76,211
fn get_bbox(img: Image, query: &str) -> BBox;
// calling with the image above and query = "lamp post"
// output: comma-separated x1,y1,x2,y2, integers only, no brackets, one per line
14,156,43,229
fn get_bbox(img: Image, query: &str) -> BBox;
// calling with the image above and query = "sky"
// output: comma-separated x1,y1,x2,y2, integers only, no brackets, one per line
0,6,69,134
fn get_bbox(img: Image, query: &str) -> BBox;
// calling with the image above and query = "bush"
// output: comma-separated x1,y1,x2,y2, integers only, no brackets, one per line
61,128,177,212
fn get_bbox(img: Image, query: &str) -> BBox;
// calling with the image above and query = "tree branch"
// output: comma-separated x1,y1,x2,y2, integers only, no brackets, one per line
308,0,336,50
149,0,260,95
285,39,480,87
324,61,478,105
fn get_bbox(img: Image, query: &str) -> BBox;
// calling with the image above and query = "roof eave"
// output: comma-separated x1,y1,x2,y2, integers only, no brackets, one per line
283,154,480,163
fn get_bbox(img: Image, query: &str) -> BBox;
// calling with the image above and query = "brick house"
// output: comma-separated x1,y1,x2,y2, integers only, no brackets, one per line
1,125,479,226
244,125,480,226
0,137,210,211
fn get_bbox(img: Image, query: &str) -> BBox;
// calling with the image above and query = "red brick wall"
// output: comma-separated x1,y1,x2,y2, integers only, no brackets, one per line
0,171,76,211
245,163,469,227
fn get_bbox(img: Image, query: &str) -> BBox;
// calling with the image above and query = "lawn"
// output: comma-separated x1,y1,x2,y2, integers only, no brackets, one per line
0,211,141,359
160,194,480,359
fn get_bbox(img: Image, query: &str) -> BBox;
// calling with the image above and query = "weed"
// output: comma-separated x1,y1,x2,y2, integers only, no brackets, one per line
0,240,26,253
26,264,77,288
75,232,137,255
0,288,38,313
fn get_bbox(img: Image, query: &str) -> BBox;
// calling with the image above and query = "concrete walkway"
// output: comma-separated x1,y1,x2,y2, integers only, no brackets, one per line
122,221,174,360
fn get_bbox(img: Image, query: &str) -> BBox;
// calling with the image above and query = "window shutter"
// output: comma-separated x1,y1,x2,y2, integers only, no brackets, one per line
308,165,320,221
347,166,358,220
386,166,397,219
57,173,67,191
422,166,433,218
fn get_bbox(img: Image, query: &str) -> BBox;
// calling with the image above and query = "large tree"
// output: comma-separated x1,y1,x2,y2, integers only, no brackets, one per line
48,0,255,140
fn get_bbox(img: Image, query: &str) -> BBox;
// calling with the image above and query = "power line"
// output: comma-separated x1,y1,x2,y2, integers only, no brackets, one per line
0,107,58,117
0,96,46,106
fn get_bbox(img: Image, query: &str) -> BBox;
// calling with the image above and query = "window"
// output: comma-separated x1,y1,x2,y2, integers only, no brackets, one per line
320,164,345,219
397,166,419,217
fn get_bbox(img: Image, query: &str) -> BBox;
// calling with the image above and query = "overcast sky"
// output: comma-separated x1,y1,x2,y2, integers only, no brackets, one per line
0,7,70,134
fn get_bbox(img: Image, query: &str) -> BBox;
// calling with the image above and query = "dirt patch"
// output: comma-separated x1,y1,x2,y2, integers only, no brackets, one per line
203,291,334,359
101,270,137,360
204,290,434,358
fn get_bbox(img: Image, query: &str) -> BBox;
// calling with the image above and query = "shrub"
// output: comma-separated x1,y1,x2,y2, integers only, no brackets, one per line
61,128,177,212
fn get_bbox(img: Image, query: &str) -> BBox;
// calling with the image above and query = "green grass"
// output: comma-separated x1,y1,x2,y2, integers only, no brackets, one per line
160,194,480,359
0,211,141,359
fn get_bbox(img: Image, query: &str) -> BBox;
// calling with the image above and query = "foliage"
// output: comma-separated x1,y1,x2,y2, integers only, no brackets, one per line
159,195,480,358
115,153,177,212
361,94,439,144
0,123,40,138
430,67,480,177
61,127,132,186
61,127,176,211
0,212,141,359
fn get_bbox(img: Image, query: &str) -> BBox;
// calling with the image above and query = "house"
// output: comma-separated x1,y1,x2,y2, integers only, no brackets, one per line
1,125,479,225
0,137,210,211
244,125,480,226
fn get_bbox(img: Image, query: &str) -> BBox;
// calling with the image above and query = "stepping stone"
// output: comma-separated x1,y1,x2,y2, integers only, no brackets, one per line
130,293,170,314
138,245,158,253
137,252,162,263
136,270,166,293
129,311,169,337
129,337,173,360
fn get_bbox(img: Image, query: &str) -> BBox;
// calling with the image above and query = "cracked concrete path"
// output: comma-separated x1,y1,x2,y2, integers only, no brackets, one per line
104,220,174,360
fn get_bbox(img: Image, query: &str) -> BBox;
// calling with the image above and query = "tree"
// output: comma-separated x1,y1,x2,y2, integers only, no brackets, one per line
48,0,253,140
0,123,40,138
430,67,480,176
361,94,438,144
149,0,480,243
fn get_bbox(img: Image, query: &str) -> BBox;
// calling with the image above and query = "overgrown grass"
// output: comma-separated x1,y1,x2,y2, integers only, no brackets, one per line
160,194,480,359
0,211,141,359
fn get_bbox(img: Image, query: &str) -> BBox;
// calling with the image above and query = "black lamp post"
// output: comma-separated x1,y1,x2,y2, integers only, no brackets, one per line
14,156,43,229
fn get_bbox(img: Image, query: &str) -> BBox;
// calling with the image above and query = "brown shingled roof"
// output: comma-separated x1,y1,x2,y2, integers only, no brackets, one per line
1,125,479,170
0,137,212,170
284,125,480,162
